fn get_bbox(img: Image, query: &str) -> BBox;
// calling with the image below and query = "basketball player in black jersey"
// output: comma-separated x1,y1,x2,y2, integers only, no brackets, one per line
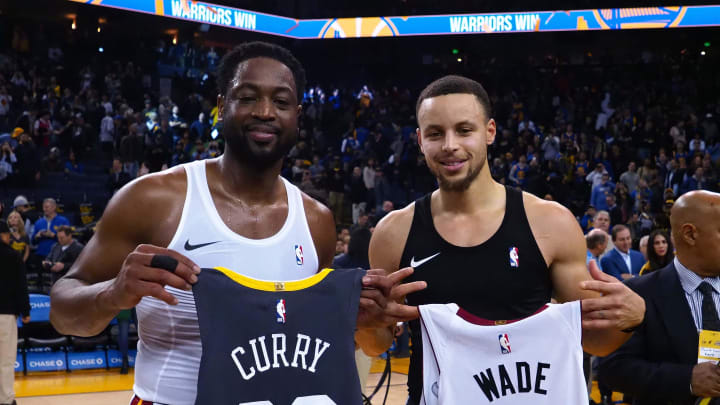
367,75,646,405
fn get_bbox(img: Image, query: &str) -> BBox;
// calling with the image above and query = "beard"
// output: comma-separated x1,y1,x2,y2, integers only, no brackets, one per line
224,123,296,170
428,155,484,192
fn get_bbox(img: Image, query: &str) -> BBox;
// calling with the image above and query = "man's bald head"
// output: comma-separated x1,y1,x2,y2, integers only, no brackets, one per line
586,228,609,256
671,190,720,239
670,190,720,277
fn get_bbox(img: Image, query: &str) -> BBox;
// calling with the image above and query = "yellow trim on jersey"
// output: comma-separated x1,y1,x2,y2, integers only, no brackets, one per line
212,267,334,291
697,398,711,405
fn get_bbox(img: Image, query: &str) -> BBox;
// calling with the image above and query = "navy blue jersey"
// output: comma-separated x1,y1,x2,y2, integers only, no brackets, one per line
193,267,365,405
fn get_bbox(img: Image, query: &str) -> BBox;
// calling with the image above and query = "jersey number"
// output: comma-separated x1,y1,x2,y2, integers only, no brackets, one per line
240,395,337,405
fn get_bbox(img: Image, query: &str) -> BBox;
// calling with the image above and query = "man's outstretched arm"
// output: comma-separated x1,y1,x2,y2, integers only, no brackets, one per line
50,172,199,336
537,200,645,356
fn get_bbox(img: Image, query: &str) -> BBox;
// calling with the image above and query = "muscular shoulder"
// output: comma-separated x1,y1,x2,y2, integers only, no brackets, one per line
99,166,187,245
523,192,581,239
300,192,336,269
369,203,415,272
114,166,186,210
301,192,334,227
375,204,415,241
522,192,585,263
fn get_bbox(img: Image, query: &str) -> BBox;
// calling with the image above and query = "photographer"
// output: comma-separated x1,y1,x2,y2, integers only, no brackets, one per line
42,225,83,284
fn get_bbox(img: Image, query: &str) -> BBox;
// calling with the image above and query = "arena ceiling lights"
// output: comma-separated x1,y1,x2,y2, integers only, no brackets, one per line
68,1,720,38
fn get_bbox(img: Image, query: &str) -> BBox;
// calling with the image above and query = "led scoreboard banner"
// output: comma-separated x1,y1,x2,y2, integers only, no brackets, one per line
69,1,720,38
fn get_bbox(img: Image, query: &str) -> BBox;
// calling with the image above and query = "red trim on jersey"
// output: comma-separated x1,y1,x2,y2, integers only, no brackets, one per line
131,395,166,405
456,304,550,325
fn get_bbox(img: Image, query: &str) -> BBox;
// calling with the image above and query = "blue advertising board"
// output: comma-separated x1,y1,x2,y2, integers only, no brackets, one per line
25,351,67,372
67,350,107,370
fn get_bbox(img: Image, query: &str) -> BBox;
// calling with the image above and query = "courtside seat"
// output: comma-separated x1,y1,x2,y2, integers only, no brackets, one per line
20,294,70,373
70,334,110,351
68,326,113,370
26,273,42,294
26,336,69,349
40,272,54,294
110,322,139,350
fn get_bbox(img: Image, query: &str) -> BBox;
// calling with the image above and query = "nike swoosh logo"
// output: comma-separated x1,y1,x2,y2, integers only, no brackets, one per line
410,252,441,268
184,240,220,251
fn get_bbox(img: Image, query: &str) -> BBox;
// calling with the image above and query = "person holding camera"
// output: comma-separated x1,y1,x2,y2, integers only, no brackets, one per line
43,225,83,284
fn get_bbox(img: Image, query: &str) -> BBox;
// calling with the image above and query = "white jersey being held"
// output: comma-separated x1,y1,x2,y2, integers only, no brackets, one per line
133,160,319,405
419,301,585,405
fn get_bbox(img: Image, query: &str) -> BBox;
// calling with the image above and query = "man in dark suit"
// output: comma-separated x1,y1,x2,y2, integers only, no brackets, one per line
601,224,645,281
107,158,132,194
599,190,720,404
42,226,84,284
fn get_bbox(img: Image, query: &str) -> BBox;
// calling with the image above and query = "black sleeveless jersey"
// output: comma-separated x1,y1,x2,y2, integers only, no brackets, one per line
192,267,365,405
401,186,552,404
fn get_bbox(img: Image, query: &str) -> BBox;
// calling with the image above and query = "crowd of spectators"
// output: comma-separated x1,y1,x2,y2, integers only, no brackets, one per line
1,23,719,276
1,13,720,405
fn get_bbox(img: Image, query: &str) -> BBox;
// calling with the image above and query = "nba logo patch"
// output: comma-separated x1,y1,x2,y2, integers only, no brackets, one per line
295,245,304,265
509,247,519,268
276,299,286,324
499,333,511,354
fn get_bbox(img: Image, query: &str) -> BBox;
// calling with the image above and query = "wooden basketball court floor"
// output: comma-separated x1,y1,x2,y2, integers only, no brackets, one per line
15,358,628,404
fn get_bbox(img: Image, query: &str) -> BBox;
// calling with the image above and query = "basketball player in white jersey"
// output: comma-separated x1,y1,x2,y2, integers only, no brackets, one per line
366,75,646,404
49,42,422,405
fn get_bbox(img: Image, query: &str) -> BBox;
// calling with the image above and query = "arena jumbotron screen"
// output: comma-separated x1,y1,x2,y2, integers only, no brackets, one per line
68,0,720,38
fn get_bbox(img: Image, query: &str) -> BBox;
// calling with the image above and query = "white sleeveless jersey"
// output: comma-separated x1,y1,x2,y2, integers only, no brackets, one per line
133,160,319,405
419,301,585,405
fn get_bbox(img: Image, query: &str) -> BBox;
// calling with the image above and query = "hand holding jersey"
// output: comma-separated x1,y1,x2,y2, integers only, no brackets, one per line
99,244,201,309
192,267,365,405
366,75,646,404
419,302,586,405
105,246,415,331
580,260,646,331
357,267,425,329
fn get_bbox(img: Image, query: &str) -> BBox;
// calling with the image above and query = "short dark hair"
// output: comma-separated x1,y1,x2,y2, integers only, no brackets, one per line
586,232,607,250
216,41,306,101
416,75,492,118
611,224,630,242
56,225,73,236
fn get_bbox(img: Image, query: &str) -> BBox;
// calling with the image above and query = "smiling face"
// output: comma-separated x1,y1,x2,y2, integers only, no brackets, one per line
416,93,496,192
614,228,632,254
218,57,300,170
